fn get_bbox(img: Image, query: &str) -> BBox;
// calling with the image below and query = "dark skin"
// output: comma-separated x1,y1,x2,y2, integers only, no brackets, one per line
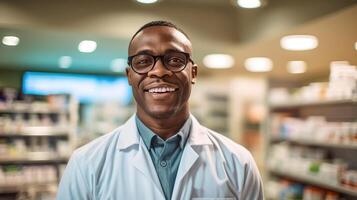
126,26,197,140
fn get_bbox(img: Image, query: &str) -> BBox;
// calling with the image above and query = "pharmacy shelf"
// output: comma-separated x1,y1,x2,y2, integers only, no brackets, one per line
0,182,57,193
0,108,68,114
269,98,357,109
265,79,357,200
0,132,68,137
270,137,357,150
269,168,357,197
0,153,69,164
0,128,69,137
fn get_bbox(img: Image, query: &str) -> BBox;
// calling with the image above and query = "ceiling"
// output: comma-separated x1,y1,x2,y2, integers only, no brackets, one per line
0,0,356,81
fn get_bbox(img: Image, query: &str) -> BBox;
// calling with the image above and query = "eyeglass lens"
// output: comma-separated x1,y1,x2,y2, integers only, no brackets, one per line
131,52,188,73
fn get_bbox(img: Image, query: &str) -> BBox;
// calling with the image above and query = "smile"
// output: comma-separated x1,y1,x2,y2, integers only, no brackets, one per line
146,87,178,93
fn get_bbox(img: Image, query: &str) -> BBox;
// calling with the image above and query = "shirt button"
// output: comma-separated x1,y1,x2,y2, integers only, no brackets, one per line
160,160,167,167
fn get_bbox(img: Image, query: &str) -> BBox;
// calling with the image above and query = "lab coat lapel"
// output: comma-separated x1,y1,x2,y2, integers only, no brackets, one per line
172,115,212,199
132,140,164,198
119,115,165,198
174,143,199,190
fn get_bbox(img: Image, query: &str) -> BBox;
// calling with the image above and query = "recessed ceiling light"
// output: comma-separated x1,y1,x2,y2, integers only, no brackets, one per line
280,35,318,51
111,58,127,73
203,54,235,69
287,61,306,74
237,0,261,8
59,56,72,69
78,40,97,53
136,0,158,4
2,36,20,46
244,57,273,72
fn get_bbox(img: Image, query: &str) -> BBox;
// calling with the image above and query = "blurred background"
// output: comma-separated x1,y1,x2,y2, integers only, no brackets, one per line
0,0,356,199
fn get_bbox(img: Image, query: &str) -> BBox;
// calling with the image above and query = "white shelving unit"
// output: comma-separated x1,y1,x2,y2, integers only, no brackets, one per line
269,98,357,109
264,75,357,199
190,79,231,137
269,168,357,197
265,92,357,200
202,92,229,135
0,94,78,199
270,137,357,150
0,153,69,164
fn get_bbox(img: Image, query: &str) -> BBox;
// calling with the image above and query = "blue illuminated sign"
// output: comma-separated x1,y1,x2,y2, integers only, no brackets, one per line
22,72,132,105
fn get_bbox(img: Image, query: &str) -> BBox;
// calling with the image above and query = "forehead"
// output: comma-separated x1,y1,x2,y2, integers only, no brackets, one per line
129,26,192,55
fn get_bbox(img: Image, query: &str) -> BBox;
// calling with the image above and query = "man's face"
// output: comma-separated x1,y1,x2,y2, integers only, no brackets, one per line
127,26,197,119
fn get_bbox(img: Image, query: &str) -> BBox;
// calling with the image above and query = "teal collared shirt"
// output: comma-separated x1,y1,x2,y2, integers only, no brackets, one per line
135,116,191,200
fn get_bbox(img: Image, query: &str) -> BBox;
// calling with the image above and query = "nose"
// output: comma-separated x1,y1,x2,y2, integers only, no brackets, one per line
147,58,173,78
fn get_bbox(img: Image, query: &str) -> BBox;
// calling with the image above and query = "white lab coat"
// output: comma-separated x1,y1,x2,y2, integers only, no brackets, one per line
57,114,264,200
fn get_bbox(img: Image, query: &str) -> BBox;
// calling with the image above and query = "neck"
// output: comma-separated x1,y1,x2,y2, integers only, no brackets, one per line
136,108,190,140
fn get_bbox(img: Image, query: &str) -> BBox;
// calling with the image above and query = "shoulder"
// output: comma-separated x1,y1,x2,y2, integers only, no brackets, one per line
70,126,123,167
203,127,257,171
202,127,263,195
190,115,255,166
57,125,125,197
207,128,253,160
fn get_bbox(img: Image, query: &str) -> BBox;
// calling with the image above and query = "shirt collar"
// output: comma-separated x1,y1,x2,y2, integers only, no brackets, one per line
117,114,212,151
135,116,156,150
135,116,192,150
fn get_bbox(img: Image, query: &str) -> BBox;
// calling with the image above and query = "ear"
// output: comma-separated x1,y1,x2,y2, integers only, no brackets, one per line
126,67,132,86
191,64,198,84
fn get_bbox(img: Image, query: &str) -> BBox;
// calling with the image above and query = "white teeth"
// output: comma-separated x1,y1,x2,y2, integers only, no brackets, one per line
148,87,176,93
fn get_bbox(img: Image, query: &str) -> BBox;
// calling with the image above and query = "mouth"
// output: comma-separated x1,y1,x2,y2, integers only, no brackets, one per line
144,87,179,93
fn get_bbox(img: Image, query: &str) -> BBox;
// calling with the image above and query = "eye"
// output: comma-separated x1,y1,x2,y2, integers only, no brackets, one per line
166,56,186,67
135,59,151,65
132,55,153,66
164,52,188,67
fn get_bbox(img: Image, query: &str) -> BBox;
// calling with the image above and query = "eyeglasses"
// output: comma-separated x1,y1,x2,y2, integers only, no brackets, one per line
128,51,194,74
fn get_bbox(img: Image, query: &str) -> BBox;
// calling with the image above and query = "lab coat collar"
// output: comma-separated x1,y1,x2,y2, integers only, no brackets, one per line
117,113,213,150
187,114,213,146
117,114,140,150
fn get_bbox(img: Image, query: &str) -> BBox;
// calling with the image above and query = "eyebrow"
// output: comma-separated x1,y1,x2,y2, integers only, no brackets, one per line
133,48,189,56
132,49,154,56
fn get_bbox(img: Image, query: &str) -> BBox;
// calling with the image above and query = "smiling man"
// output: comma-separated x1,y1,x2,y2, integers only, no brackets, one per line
57,21,264,200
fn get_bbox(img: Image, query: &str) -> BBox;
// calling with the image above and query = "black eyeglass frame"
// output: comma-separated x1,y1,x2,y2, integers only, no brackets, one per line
127,51,194,74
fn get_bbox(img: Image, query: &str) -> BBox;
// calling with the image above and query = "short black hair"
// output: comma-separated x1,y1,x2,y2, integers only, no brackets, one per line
128,20,190,51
